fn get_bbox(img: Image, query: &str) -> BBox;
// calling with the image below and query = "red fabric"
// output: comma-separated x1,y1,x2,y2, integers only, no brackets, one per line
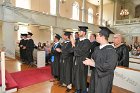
5,71,18,90
11,66,53,89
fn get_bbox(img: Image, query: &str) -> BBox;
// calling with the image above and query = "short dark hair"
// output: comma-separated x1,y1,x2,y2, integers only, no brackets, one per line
99,33,108,40
91,34,96,39
75,32,79,35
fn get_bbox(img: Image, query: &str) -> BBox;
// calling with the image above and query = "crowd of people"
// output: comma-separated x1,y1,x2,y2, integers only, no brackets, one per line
19,32,34,65
18,26,130,93
49,26,129,93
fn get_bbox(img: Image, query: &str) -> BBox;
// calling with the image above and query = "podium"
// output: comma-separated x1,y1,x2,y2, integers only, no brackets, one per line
37,51,45,68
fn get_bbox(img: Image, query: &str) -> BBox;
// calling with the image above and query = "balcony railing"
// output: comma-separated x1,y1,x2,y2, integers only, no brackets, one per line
115,18,140,25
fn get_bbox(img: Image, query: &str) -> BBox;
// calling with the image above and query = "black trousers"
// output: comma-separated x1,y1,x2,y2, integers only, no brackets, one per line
26,49,34,64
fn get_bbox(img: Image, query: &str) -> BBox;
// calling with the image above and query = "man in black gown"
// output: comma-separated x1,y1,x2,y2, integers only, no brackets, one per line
113,34,129,67
26,32,35,65
83,27,118,93
51,34,61,80
59,31,74,92
75,32,79,45
71,26,91,93
89,33,100,58
19,34,25,61
21,34,28,63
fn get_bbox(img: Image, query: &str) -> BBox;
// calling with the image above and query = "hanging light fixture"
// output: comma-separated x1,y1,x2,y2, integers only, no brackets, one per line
119,1,129,16
120,9,129,16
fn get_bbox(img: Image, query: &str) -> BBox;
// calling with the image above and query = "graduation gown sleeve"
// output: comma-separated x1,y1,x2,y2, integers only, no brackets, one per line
74,39,91,57
119,45,129,67
93,47,118,77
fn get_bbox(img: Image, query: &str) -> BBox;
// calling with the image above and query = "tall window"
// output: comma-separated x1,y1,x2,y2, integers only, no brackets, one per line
72,2,79,20
88,8,93,24
16,0,31,9
50,0,56,15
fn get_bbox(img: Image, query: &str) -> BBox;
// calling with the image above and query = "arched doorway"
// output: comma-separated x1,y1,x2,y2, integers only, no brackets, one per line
135,5,140,18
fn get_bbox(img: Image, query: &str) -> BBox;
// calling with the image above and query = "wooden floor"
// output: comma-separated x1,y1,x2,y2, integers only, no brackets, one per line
4,58,133,93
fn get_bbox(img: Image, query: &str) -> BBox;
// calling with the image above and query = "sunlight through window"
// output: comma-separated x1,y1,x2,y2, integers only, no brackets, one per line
16,0,31,9
50,0,56,15
72,2,79,20
88,8,93,24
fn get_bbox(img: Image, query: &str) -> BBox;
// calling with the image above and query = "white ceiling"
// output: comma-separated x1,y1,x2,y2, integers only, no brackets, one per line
87,0,111,6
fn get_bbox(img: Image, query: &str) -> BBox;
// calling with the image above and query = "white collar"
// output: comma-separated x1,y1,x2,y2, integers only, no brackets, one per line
64,40,70,43
54,42,59,45
28,38,32,40
99,43,111,49
79,37,86,41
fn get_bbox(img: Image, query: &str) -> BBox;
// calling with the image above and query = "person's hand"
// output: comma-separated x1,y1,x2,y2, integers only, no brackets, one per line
83,58,95,67
56,48,61,52
20,45,23,47
70,35,75,47
23,46,26,49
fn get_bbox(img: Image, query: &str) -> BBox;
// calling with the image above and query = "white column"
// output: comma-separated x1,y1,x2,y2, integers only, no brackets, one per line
1,52,6,93
37,51,45,68
53,27,63,42
82,0,86,22
113,1,117,25
50,26,54,42
56,0,60,16
99,0,103,26
2,22,16,59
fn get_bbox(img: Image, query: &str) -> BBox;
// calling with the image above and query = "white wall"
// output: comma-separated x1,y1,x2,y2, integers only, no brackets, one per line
114,67,140,93
29,25,51,45
103,3,114,26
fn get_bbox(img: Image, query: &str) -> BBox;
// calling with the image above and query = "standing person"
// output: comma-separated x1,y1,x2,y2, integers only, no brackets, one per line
21,34,28,63
113,34,129,67
71,26,91,93
89,34,100,57
37,42,42,50
75,32,79,44
26,32,35,65
59,31,74,92
83,27,118,93
51,34,61,80
19,34,24,61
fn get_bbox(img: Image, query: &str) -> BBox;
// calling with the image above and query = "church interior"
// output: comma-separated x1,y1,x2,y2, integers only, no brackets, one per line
0,0,140,93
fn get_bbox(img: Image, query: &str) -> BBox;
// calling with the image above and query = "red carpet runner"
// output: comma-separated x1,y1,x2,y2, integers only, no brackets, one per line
11,66,53,89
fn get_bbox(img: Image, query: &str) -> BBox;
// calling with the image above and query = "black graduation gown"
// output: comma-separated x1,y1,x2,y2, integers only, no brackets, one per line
115,44,129,67
72,39,91,90
89,41,100,70
26,39,34,63
89,41,100,58
19,39,24,60
51,43,61,79
22,39,28,61
89,45,118,93
60,41,73,85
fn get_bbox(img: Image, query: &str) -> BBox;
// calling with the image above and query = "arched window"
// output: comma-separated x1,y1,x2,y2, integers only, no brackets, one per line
50,0,56,15
88,8,93,24
16,0,31,9
72,2,79,20
135,5,140,18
